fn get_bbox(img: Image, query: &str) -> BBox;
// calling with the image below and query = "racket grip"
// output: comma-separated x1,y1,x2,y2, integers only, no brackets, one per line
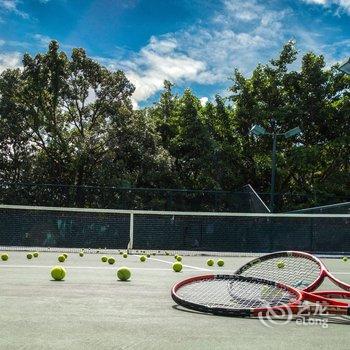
313,291,350,300
296,305,350,316
254,305,350,317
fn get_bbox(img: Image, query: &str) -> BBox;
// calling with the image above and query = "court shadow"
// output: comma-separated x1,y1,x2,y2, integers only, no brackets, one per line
172,304,214,316
171,305,350,325
116,280,132,283
50,279,65,282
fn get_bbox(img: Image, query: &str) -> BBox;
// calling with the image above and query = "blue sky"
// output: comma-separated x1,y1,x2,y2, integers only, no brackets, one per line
0,0,349,107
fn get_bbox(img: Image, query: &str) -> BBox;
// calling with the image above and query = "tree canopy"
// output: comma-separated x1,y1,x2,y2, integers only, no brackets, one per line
0,41,348,211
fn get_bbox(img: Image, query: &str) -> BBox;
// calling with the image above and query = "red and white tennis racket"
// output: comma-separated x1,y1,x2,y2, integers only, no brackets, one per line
234,251,350,298
171,274,350,317
172,251,350,316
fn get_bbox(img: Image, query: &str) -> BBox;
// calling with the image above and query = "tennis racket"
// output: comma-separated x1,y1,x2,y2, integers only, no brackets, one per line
171,274,350,317
234,251,350,298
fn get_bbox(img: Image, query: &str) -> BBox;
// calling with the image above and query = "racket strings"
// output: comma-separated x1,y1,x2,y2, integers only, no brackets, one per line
238,256,320,288
179,278,232,308
177,277,296,310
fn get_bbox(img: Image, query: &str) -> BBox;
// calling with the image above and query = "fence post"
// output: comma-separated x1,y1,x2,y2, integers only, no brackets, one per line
127,212,134,252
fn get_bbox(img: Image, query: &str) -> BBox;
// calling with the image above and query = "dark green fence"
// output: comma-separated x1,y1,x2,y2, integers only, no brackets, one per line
0,183,264,212
0,182,348,213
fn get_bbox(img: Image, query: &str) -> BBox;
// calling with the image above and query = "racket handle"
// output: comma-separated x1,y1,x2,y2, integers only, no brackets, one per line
255,305,350,317
294,305,350,316
313,291,350,299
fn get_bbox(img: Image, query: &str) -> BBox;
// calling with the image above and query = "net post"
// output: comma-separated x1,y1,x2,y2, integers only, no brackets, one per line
127,212,134,252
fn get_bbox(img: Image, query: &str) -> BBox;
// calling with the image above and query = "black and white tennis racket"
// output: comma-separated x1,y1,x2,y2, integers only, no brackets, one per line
234,251,350,298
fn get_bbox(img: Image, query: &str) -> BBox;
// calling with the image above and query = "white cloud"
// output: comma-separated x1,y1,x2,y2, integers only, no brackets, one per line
290,26,350,69
217,0,264,22
303,0,328,3
0,0,17,10
0,52,21,72
0,0,29,18
302,0,350,14
33,34,52,46
98,0,289,106
93,0,346,106
200,97,209,106
99,36,207,107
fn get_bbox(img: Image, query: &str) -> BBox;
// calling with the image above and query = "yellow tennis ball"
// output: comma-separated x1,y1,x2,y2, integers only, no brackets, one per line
1,253,9,261
217,259,224,267
58,255,65,262
51,266,66,281
62,253,68,259
342,257,348,262
172,262,183,272
140,256,146,262
27,253,33,260
79,252,84,257
176,256,182,262
207,259,214,266
108,257,116,265
123,253,128,258
277,261,285,268
101,256,108,262
33,252,39,258
117,267,131,281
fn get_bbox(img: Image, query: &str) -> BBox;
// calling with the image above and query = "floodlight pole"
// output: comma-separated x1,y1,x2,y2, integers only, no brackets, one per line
250,120,301,213
270,129,277,213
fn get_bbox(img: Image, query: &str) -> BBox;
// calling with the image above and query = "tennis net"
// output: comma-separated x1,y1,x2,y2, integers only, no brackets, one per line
0,204,349,255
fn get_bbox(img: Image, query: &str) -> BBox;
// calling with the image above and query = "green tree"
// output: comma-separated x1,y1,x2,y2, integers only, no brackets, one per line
0,69,34,185
169,89,216,188
229,40,349,208
0,41,173,207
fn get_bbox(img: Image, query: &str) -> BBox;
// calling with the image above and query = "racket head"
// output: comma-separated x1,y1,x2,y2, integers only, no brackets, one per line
171,274,302,317
171,274,350,317
235,251,326,292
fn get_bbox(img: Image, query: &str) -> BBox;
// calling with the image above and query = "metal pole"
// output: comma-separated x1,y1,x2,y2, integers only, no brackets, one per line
270,133,277,213
127,212,134,252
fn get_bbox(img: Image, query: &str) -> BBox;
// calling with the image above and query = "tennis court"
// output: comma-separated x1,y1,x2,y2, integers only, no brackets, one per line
0,205,349,349
0,249,349,350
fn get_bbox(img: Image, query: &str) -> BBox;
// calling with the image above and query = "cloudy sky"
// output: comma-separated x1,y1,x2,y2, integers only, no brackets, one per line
0,0,349,107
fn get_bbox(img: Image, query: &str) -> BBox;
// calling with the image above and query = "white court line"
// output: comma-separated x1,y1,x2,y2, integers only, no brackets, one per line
142,256,210,272
1,263,348,275
0,264,205,272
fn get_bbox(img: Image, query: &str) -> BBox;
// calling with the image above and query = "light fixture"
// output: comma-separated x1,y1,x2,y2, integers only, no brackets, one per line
339,57,350,75
250,125,267,136
284,127,301,139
